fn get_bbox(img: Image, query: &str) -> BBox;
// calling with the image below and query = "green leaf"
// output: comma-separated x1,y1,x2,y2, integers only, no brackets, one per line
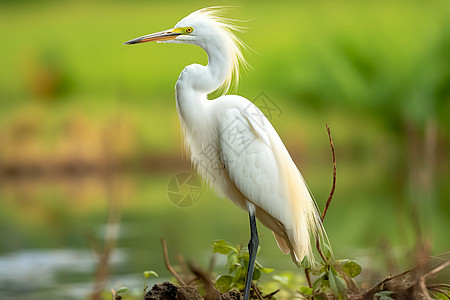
252,268,261,280
260,267,274,274
337,259,362,278
311,266,326,276
436,291,450,300
116,287,128,294
215,275,234,293
239,251,250,265
234,269,246,290
328,266,347,298
313,273,327,292
228,252,238,264
227,252,239,272
232,266,244,284
143,270,159,278
375,291,395,300
336,274,347,297
328,268,339,296
212,240,238,255
299,286,313,296
323,243,333,260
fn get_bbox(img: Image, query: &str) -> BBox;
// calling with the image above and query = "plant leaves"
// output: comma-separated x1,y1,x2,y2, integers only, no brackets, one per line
260,267,274,274
323,243,333,260
336,259,362,278
215,275,234,293
299,286,313,295
234,270,246,291
252,268,261,280
116,287,128,294
313,273,327,292
227,252,239,272
328,268,339,297
336,275,347,297
311,266,326,276
232,266,244,284
375,291,395,300
328,266,347,298
239,251,250,266
212,239,238,255
143,270,159,278
436,291,450,300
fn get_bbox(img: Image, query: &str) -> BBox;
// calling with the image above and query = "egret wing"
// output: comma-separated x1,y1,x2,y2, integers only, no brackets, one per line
217,99,326,266
218,105,289,227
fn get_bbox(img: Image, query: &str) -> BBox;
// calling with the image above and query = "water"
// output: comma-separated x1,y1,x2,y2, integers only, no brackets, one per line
0,249,122,299
0,169,448,299
0,172,254,299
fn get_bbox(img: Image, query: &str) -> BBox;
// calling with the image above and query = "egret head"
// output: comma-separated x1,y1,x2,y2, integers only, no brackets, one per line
124,7,239,46
123,7,249,94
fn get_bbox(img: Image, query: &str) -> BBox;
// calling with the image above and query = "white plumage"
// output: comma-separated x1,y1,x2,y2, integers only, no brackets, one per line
124,7,330,296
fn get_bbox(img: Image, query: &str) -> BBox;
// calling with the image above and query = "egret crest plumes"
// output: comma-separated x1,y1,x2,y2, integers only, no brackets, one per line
174,7,250,95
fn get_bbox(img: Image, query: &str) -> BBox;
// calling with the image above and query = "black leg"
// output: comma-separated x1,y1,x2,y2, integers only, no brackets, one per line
243,210,259,300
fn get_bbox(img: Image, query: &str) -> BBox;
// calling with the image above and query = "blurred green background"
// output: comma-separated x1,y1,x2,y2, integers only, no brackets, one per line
0,0,449,299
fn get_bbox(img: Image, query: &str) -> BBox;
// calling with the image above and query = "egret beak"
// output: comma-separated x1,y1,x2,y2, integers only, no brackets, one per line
123,29,181,45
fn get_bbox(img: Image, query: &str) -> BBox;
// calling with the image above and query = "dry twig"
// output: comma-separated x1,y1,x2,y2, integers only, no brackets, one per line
189,261,219,300
161,238,186,285
305,268,313,288
251,282,264,300
349,267,415,300
321,123,336,222
417,260,450,299
314,124,336,266
422,260,450,281
263,289,280,299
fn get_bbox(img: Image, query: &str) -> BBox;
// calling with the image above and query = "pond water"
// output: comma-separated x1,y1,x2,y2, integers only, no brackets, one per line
0,171,271,299
0,170,447,299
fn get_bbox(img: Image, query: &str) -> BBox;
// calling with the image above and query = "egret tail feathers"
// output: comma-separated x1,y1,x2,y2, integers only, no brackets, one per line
267,132,330,268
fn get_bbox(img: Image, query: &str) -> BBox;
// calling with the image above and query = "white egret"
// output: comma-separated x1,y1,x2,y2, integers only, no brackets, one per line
124,7,329,299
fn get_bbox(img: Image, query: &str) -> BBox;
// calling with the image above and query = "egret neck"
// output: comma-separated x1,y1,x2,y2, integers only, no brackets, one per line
175,37,231,125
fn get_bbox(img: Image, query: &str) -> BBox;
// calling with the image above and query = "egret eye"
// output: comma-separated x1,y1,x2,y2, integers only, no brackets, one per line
185,27,193,33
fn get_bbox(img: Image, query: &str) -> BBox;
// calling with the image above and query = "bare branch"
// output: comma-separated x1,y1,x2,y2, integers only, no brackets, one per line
427,283,450,289
177,254,189,279
263,289,280,299
189,261,219,300
304,268,315,300
305,268,313,289
349,267,415,299
422,260,450,281
252,282,264,300
428,287,450,299
322,123,336,222
316,239,328,264
161,238,186,285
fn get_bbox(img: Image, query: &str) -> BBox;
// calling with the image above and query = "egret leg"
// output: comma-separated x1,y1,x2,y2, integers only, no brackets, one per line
243,210,259,300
